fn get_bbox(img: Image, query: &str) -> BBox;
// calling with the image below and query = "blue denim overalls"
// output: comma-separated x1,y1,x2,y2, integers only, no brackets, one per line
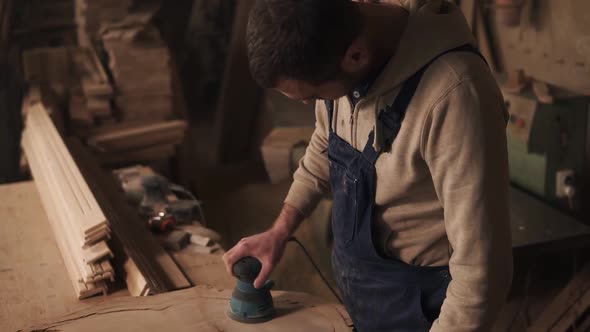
327,45,485,332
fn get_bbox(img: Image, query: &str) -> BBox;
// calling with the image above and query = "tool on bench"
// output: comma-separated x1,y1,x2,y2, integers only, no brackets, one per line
227,256,275,323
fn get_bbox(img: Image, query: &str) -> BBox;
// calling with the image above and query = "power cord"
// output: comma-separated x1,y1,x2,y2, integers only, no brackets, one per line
288,236,343,304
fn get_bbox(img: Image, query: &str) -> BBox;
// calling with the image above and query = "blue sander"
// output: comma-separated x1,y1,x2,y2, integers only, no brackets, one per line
227,257,275,323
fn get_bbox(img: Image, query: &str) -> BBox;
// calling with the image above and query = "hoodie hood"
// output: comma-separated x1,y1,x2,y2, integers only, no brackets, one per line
370,0,476,97
364,0,477,150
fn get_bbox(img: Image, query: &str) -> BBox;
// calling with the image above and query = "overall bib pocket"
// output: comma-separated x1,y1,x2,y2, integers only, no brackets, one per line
329,158,358,248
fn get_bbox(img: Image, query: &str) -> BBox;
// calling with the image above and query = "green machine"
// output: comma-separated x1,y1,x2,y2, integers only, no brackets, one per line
504,90,588,214
486,0,590,218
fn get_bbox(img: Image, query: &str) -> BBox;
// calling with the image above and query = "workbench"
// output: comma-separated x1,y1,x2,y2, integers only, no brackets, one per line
0,181,233,330
0,181,351,331
0,181,107,331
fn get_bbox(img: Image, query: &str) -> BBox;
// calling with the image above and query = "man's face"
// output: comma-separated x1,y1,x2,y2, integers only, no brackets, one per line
275,75,358,105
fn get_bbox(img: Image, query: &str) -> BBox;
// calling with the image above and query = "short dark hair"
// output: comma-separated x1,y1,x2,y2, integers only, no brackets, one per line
247,0,363,88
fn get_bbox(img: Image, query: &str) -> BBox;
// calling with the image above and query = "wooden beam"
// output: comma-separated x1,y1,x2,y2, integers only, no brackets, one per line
214,0,262,164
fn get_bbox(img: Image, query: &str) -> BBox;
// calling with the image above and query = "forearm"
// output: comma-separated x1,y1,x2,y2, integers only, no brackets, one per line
270,203,306,239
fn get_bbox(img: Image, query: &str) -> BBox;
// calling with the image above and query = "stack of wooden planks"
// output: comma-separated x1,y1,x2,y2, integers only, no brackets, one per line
21,99,114,299
67,138,192,296
21,41,187,165
22,46,115,134
22,96,191,299
75,0,132,46
102,24,173,122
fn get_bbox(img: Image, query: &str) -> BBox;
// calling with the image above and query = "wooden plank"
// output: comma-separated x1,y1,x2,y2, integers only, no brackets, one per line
82,241,113,264
26,102,109,239
95,143,176,165
459,0,476,30
550,288,590,332
87,120,187,152
124,258,150,297
528,263,590,331
68,138,191,293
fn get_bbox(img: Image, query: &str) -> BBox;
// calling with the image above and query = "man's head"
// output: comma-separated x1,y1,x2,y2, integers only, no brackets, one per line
247,0,368,104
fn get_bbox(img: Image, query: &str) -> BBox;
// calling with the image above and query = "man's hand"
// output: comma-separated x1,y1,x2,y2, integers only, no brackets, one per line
222,204,305,289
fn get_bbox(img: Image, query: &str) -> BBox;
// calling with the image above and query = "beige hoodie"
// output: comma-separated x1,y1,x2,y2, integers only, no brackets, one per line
284,0,513,331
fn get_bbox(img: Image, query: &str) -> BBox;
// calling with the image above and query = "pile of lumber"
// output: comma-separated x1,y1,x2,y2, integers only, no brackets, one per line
75,0,132,46
67,138,192,296
69,47,115,132
10,0,77,48
70,20,187,165
22,96,191,299
21,99,114,299
22,46,115,133
21,40,187,165
102,24,173,122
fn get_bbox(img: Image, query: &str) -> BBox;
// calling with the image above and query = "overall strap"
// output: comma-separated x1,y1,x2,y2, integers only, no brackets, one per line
377,44,486,153
325,99,335,133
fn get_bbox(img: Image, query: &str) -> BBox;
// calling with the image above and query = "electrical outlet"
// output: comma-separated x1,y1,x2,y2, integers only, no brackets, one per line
555,169,575,198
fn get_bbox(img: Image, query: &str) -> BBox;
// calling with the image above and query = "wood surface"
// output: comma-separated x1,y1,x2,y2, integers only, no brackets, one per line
0,181,128,331
23,286,353,332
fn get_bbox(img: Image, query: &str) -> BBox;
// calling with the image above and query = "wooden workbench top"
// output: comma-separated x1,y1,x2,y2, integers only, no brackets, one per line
0,181,129,331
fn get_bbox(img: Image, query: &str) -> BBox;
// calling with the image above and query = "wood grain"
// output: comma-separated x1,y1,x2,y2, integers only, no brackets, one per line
23,286,353,332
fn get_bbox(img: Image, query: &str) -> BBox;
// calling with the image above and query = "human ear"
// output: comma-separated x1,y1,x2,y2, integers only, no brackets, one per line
340,38,369,74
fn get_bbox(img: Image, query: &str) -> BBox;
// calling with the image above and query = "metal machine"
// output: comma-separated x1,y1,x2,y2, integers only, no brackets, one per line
483,0,590,219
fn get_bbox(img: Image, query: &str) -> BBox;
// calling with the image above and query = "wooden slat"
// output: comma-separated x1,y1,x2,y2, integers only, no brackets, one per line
27,103,108,239
96,143,176,166
86,120,187,152
68,138,191,294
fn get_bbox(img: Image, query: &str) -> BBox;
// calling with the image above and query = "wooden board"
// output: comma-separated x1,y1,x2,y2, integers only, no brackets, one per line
87,120,187,152
25,102,109,240
23,286,353,332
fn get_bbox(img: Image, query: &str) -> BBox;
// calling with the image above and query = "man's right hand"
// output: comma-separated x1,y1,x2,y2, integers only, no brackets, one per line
222,203,305,289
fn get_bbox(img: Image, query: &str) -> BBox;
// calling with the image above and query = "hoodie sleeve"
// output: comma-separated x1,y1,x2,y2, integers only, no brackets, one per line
284,101,331,216
422,78,513,332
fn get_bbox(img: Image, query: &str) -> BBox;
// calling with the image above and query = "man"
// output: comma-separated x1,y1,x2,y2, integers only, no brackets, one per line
222,0,513,331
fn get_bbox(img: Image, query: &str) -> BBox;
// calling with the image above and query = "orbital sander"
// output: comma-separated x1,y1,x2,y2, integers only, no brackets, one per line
227,257,275,323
